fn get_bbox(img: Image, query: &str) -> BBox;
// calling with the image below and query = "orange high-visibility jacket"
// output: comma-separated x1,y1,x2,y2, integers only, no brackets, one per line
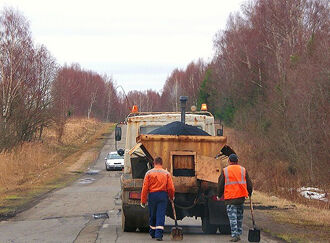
141,164,175,204
224,164,249,200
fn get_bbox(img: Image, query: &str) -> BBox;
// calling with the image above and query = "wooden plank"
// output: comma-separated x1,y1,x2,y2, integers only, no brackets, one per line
173,155,194,169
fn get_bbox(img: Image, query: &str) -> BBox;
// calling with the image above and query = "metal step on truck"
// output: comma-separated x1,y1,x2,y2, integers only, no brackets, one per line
115,96,233,234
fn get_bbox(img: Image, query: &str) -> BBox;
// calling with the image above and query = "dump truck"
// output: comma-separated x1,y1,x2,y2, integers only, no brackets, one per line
115,97,232,234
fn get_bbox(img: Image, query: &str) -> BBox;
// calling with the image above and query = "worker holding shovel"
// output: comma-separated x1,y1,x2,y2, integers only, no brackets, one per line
141,157,175,241
217,154,253,242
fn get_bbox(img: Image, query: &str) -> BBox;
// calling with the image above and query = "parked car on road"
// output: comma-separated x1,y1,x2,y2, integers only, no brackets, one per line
105,152,124,171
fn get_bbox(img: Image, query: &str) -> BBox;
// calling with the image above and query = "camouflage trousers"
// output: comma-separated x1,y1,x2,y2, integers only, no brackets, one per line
226,204,244,238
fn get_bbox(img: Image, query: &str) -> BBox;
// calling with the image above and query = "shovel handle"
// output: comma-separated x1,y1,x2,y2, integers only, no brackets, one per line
171,199,178,227
249,196,256,228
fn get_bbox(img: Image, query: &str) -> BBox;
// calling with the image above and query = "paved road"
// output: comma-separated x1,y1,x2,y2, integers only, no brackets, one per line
0,128,280,243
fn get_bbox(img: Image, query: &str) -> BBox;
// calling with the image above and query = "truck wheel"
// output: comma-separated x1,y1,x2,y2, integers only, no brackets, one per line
202,217,217,234
219,224,231,235
122,212,136,232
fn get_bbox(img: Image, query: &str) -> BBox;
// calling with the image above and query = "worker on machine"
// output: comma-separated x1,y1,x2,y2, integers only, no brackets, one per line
141,157,175,241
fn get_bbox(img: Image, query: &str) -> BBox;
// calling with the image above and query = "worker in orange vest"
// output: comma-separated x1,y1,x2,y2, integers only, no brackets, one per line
217,154,253,242
141,157,175,241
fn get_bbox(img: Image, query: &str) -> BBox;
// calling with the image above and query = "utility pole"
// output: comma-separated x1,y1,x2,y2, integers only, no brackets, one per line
175,78,178,112
117,85,131,111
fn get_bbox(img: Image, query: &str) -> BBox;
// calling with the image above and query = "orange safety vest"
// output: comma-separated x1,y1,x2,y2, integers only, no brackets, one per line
224,164,248,200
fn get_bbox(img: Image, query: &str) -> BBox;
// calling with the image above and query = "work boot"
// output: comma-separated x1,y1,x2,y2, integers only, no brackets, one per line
230,236,240,242
156,238,163,241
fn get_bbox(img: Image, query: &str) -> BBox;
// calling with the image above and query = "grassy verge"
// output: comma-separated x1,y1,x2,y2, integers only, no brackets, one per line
0,118,114,219
252,191,330,242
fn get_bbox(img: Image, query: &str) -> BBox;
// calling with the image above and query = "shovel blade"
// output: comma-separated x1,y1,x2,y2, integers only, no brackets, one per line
248,228,260,242
171,227,183,241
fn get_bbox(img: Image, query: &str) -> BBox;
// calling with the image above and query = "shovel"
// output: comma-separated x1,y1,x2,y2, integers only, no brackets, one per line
170,199,183,241
248,197,260,242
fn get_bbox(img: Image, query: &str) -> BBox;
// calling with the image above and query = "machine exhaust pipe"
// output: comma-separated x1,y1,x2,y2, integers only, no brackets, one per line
180,96,188,124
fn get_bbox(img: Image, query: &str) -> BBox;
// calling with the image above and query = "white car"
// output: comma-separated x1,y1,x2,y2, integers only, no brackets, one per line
105,152,124,171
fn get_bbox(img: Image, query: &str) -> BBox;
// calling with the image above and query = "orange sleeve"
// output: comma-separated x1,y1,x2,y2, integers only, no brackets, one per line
167,173,175,200
141,174,149,204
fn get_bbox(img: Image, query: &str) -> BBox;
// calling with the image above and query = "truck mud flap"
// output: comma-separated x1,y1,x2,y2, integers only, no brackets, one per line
122,204,149,228
208,199,229,225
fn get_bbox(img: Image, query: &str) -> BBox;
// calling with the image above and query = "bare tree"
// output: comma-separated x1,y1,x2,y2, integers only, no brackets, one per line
0,8,32,128
0,8,57,150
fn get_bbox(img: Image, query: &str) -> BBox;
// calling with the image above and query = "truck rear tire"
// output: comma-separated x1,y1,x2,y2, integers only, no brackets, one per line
202,217,218,234
122,212,136,232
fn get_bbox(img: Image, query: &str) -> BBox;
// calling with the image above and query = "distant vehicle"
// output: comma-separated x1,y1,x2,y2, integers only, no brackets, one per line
105,152,124,171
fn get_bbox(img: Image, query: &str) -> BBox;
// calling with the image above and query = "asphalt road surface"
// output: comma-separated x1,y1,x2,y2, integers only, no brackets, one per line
0,127,281,243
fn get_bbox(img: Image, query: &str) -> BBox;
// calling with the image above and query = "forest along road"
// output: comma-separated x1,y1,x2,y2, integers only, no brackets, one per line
0,127,281,243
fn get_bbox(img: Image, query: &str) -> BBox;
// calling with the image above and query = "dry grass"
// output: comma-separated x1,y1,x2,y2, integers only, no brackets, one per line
0,118,113,215
43,118,100,146
0,143,58,192
253,191,330,227
252,191,330,242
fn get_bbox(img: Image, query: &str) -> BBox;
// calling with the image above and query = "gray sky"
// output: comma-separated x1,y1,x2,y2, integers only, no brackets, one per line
1,0,244,92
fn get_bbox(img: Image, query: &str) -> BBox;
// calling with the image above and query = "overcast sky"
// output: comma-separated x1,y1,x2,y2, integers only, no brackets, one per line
0,0,244,92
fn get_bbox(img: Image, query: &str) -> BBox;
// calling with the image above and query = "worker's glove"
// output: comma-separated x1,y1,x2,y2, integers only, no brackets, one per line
140,203,146,208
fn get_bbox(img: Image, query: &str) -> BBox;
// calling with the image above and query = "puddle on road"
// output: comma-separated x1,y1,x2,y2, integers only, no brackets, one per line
79,178,96,184
86,169,100,175
93,212,109,219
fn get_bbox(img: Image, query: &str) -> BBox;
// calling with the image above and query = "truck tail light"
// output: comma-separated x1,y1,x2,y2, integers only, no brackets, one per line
129,191,141,200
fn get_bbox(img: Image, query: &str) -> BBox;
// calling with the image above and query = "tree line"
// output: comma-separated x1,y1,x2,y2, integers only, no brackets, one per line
207,0,329,185
0,8,127,150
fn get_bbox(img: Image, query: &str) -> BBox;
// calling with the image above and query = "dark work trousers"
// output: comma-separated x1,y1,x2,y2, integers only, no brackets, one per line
148,191,168,239
226,204,244,238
